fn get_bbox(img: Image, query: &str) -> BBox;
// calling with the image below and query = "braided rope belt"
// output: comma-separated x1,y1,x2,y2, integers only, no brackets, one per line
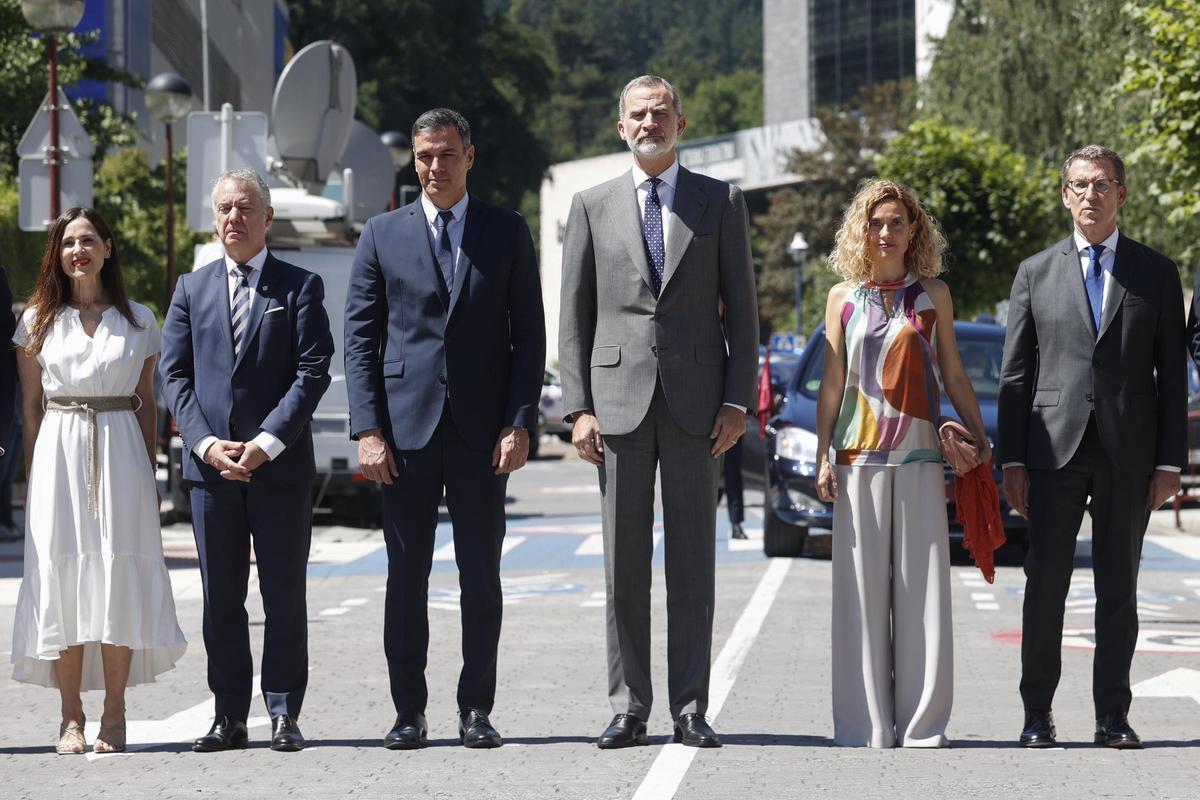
45,395,140,516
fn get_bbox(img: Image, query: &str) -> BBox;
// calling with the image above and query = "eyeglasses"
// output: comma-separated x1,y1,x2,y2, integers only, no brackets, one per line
1066,178,1122,196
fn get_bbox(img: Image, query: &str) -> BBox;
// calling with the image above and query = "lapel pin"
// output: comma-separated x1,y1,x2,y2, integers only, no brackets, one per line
261,285,269,292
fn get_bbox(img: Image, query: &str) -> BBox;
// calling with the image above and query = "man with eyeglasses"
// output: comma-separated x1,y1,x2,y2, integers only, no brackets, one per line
998,145,1186,749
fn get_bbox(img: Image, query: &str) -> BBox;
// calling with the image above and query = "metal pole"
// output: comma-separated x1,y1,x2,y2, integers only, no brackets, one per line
200,0,211,111
164,121,176,306
47,35,61,221
795,257,804,336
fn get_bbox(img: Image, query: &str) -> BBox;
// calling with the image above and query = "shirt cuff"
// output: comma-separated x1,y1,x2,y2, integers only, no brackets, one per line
194,435,219,460
1001,462,1025,469
723,403,748,414
1155,465,1181,473
254,431,285,461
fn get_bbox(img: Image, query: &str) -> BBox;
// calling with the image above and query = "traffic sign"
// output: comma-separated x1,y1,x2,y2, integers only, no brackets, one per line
186,106,269,232
16,87,95,159
18,155,93,231
770,333,796,352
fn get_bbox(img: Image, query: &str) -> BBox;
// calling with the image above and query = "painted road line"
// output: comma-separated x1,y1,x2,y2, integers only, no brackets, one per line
433,535,527,562
341,598,368,606
728,527,764,552
575,532,663,557
970,593,995,602
319,607,351,617
529,484,601,494
1184,578,1200,587
88,675,266,760
1146,534,1200,562
630,558,793,800
581,591,606,608
976,603,1000,611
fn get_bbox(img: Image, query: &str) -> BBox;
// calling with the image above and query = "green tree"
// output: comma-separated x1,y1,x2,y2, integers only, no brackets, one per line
1121,0,1200,266
93,147,206,317
288,0,553,211
754,81,915,335
875,119,1062,317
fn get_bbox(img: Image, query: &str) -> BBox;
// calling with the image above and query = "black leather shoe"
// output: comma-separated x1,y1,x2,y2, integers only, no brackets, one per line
458,709,502,749
269,715,304,752
384,712,428,750
597,714,648,749
673,713,721,748
730,523,748,540
1019,709,1056,748
193,716,249,752
1095,712,1142,749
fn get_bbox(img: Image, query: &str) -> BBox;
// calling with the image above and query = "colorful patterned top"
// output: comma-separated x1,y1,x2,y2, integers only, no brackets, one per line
833,272,942,466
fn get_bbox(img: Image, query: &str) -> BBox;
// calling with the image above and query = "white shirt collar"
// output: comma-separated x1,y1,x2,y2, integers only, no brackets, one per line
1073,227,1120,257
224,246,268,275
631,159,680,190
420,191,470,225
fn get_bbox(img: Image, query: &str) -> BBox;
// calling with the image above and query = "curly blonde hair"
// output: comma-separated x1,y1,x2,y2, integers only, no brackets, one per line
827,179,947,282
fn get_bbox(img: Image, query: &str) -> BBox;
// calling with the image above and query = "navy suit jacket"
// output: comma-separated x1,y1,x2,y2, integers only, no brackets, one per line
0,267,15,443
159,252,334,484
344,196,546,452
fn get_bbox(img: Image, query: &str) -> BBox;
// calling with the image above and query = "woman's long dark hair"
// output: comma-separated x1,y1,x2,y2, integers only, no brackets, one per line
22,207,141,355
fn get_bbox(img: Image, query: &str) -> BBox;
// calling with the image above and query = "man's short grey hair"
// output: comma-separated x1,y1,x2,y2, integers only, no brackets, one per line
412,108,472,150
1062,145,1126,187
618,75,682,119
211,168,272,212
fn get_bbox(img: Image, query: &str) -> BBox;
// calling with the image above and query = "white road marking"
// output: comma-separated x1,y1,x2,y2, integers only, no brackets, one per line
1184,578,1200,587
341,598,368,606
630,558,793,800
433,536,526,562
1133,667,1200,705
581,591,606,608
87,675,267,760
1146,534,1200,562
728,527,764,552
319,607,350,617
529,484,601,494
575,532,662,557
975,603,1000,611
970,593,995,602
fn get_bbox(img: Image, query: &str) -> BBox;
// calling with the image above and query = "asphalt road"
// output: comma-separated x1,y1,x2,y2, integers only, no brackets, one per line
2,437,1199,799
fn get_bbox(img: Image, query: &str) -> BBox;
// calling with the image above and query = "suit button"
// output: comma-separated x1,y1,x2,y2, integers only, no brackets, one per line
438,374,447,385
1085,393,1093,402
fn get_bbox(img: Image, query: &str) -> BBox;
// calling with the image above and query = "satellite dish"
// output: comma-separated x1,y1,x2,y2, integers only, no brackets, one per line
271,40,357,192
329,120,395,222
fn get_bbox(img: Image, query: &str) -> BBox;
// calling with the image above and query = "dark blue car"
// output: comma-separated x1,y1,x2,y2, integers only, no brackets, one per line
762,320,1028,557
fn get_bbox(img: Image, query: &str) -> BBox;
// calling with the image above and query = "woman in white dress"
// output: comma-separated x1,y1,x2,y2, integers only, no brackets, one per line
12,208,186,754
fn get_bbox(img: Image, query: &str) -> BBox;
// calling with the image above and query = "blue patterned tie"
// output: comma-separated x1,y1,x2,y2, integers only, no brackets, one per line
1084,243,1104,335
435,209,455,290
231,263,251,357
642,177,665,296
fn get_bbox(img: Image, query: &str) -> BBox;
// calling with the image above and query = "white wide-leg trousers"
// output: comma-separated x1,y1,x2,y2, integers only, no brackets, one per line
831,461,953,748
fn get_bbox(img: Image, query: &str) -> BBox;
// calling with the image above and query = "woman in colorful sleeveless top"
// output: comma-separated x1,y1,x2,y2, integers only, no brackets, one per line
814,180,990,747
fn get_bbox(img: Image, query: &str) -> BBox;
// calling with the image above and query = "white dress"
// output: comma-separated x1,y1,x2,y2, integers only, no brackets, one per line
10,303,186,689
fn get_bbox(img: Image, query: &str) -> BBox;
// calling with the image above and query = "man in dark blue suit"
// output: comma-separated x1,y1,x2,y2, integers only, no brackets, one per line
345,108,545,750
160,169,333,753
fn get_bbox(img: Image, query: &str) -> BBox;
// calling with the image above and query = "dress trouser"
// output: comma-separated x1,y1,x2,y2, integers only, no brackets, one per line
832,461,952,747
191,481,313,721
600,383,721,720
381,406,508,715
722,436,745,525
1020,418,1150,717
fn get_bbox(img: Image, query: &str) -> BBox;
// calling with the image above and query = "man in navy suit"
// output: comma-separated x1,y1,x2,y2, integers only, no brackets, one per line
160,169,333,753
345,108,545,750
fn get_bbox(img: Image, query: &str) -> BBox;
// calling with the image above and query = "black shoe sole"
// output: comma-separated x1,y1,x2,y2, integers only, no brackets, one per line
673,730,721,748
597,735,648,749
1019,737,1056,748
270,740,304,752
461,735,503,749
192,740,248,753
383,737,427,750
1094,734,1142,749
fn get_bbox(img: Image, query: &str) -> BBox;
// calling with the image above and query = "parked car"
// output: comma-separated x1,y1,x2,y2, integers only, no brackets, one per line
741,347,803,488
762,320,1028,558
538,367,572,450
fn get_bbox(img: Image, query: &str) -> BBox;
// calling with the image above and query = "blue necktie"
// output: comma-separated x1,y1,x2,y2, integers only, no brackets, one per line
1084,243,1104,335
231,263,251,357
435,209,455,291
642,177,665,296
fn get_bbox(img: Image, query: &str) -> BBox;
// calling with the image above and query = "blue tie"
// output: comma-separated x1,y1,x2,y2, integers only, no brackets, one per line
642,177,665,296
435,209,455,291
1084,243,1104,335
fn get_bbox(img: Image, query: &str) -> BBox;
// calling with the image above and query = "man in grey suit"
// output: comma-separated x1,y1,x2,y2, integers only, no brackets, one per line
559,75,758,749
998,145,1186,750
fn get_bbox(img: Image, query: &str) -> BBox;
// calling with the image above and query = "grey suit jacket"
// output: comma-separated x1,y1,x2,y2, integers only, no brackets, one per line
558,165,758,437
997,232,1186,475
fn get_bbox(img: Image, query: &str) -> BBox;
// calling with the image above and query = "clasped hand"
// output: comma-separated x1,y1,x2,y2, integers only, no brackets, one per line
204,439,268,482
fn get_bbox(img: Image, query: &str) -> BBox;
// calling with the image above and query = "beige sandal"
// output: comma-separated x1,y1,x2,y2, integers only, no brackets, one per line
93,719,126,754
56,716,86,755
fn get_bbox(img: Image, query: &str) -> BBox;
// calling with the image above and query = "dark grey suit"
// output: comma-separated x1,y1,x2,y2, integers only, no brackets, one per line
998,232,1185,717
559,166,758,718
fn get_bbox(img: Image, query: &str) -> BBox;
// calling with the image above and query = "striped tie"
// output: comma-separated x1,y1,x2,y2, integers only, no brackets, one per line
231,263,251,357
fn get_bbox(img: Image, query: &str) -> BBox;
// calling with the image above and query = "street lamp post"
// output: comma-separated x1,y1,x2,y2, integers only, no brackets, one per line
22,0,85,222
787,231,810,337
380,130,412,210
145,72,193,307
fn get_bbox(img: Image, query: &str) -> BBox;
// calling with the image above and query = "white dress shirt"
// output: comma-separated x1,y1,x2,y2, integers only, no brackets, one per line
193,245,285,463
420,191,470,281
